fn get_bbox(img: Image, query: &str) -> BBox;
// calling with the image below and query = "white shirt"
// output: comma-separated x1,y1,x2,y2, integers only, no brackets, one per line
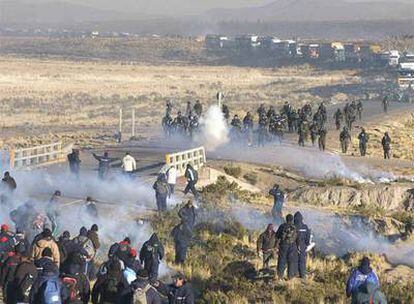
122,155,137,172
167,166,177,184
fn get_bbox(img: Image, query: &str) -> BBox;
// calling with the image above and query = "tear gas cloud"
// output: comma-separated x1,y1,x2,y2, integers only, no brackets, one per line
0,170,177,277
196,104,229,151
230,204,414,267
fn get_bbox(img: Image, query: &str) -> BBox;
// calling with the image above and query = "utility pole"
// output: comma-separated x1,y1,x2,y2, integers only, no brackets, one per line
131,108,135,138
119,108,123,133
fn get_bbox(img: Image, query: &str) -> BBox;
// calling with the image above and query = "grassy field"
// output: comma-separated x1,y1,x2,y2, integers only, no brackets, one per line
0,56,359,148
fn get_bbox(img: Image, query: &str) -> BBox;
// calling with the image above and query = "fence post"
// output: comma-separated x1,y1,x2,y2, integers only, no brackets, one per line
131,108,135,138
119,108,123,134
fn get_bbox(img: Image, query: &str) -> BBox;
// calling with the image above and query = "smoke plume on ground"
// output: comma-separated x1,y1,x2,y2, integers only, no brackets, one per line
230,204,414,267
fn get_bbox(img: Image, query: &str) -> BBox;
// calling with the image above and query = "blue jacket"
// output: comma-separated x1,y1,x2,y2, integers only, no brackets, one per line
346,267,379,297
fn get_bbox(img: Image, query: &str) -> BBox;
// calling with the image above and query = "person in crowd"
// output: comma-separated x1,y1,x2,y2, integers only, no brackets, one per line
31,228,60,267
61,263,91,304
171,224,193,265
381,132,391,160
122,152,137,177
269,184,285,222
184,164,199,199
178,200,196,231
275,214,298,279
29,248,65,303
293,212,311,279
346,256,380,298
92,258,127,304
83,197,99,219
166,165,177,196
120,269,161,304
340,127,352,154
358,128,370,157
139,234,164,281
256,224,278,269
47,190,62,237
153,174,170,212
67,149,81,176
1,242,27,304
72,227,96,279
92,152,117,179
1,171,17,192
168,273,195,304
11,249,38,303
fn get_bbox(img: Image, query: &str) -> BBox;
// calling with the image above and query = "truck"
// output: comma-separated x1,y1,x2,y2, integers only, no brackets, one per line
397,62,414,88
389,50,400,67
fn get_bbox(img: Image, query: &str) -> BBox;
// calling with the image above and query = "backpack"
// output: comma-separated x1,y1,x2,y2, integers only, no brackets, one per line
193,169,198,183
132,284,152,304
62,276,81,302
18,272,35,300
79,237,95,261
105,276,119,294
157,181,169,196
281,224,297,245
43,277,62,304
123,267,137,284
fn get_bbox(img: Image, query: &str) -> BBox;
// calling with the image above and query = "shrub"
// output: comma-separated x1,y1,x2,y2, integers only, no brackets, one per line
223,165,242,178
243,172,258,185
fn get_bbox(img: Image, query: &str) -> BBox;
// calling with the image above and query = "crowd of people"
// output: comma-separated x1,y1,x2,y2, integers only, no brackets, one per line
260,185,387,303
160,98,394,159
0,178,196,304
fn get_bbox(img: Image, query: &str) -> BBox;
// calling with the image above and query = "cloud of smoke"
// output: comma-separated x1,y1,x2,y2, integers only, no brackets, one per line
230,203,414,267
197,105,229,151
0,170,177,278
212,143,394,183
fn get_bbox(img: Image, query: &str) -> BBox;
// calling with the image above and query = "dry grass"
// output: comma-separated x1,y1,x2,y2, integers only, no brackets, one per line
0,56,359,147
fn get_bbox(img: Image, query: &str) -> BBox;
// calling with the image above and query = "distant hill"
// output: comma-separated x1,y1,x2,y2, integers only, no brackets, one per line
203,0,414,22
0,0,132,24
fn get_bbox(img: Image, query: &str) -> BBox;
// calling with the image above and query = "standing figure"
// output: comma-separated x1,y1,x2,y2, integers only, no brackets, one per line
358,128,369,157
67,149,81,176
381,132,391,159
153,174,170,212
340,127,351,154
334,109,343,130
269,184,285,222
122,152,137,177
171,224,193,265
93,152,116,179
256,224,278,269
139,233,164,281
318,126,327,151
275,214,298,279
184,164,199,199
293,212,311,279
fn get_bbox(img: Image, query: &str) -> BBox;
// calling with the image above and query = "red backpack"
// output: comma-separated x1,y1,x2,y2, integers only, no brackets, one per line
62,277,81,301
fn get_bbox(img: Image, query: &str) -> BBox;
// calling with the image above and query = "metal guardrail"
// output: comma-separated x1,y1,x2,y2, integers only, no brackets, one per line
0,142,73,170
165,146,206,177
12,142,65,169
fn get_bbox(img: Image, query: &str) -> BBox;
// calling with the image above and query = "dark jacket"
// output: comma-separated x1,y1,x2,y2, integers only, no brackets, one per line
139,234,164,279
12,258,38,303
275,222,297,246
1,253,23,288
91,272,127,304
293,212,311,252
178,205,196,229
184,166,197,183
168,283,195,304
171,225,193,247
256,230,278,253
2,176,17,191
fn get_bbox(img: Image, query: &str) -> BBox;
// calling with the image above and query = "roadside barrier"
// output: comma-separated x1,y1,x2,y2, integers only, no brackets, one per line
165,146,206,177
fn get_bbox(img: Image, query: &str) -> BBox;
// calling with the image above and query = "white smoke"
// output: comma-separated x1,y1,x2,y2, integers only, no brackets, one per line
0,170,177,278
230,204,414,267
197,105,229,151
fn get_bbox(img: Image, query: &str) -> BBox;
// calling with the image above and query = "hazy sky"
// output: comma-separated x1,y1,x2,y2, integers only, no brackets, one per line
2,0,413,16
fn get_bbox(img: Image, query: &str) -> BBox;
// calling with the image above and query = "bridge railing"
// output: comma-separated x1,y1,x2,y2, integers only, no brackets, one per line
165,146,206,177
0,142,73,171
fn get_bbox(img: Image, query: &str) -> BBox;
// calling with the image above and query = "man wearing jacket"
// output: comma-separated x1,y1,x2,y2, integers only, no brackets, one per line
293,212,311,279
346,257,380,298
184,164,199,199
122,152,137,176
256,224,278,269
31,228,60,266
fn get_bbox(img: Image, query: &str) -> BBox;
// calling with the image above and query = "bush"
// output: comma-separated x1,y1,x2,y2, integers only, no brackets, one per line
223,165,242,178
243,172,258,185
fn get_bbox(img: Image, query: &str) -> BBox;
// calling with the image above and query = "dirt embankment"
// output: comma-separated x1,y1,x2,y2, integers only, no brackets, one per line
291,183,414,212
